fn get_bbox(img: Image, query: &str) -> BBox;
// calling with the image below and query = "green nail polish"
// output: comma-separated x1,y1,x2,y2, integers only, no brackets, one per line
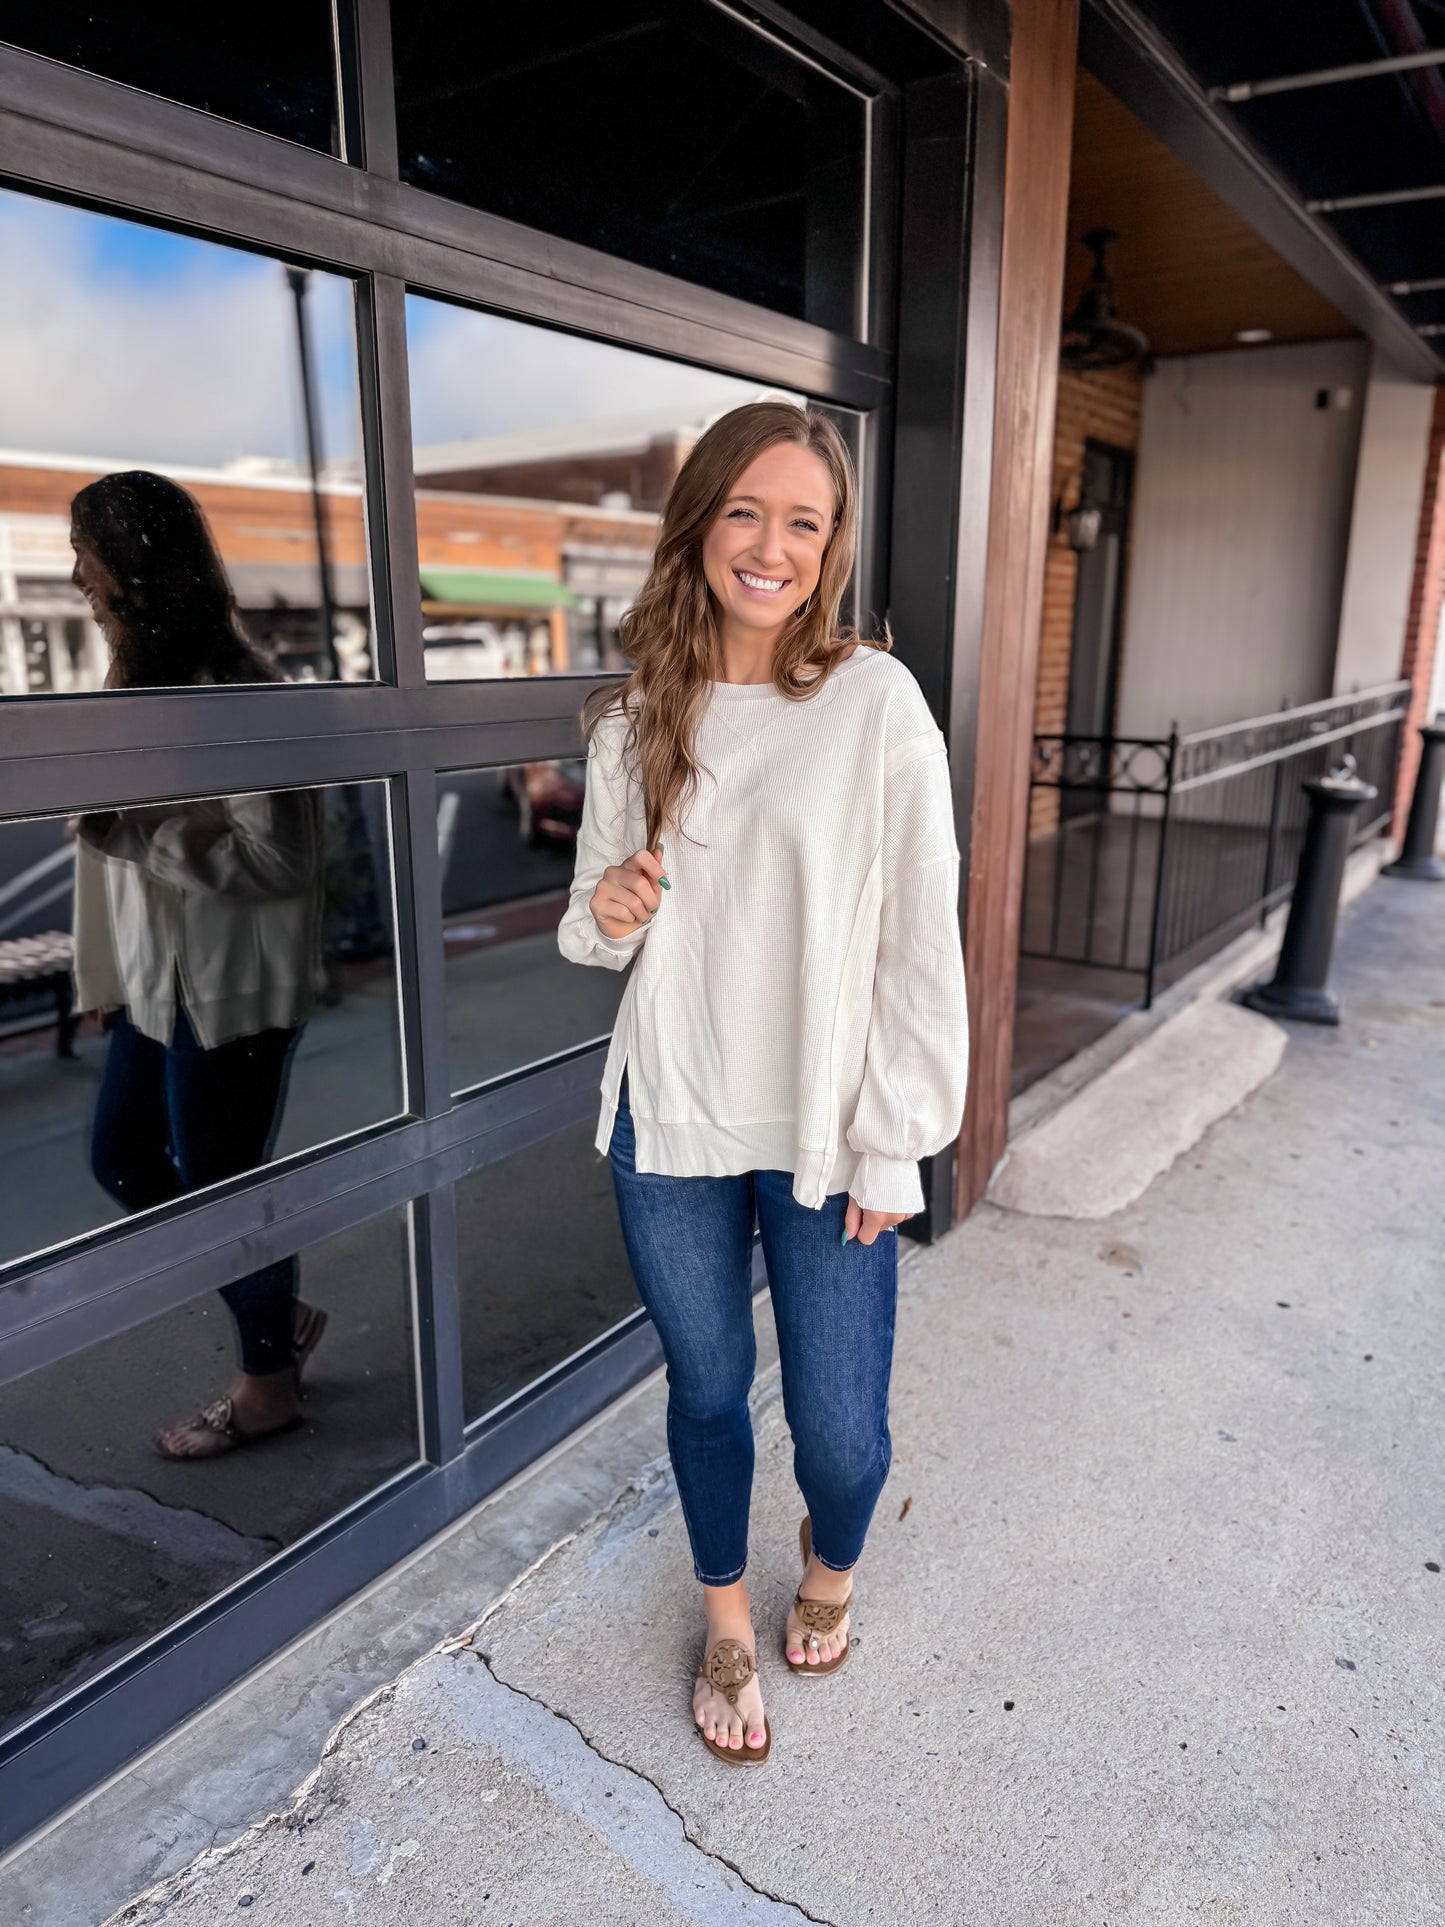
840,1229,850,1245
660,877,670,890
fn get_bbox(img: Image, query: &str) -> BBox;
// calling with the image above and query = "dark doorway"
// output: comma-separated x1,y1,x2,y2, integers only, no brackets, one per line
1062,439,1133,819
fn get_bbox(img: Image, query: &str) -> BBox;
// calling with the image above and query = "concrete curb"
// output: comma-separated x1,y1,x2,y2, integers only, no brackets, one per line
987,996,1287,1218
988,837,1395,1220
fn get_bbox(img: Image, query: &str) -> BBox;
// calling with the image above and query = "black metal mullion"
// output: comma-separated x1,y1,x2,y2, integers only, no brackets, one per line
0,674,614,767
0,704,610,819
338,0,400,178
366,275,427,689
353,275,401,685
886,58,1004,1244
410,1186,466,1464
0,51,889,410
865,88,901,354
390,768,451,1116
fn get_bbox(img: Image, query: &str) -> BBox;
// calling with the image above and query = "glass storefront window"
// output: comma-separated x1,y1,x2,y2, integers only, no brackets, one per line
392,2,867,332
0,187,371,693
438,760,629,1095
0,1,340,154
406,295,800,682
456,1117,641,1425
0,1206,417,1736
0,782,402,1272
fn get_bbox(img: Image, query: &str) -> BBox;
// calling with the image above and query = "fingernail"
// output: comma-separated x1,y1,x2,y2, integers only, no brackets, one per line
841,1229,850,1245
660,877,670,890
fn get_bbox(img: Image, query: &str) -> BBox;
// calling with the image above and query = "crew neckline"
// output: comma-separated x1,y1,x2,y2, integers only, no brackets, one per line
706,644,880,700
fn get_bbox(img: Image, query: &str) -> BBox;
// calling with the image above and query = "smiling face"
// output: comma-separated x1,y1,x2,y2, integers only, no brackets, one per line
700,440,836,644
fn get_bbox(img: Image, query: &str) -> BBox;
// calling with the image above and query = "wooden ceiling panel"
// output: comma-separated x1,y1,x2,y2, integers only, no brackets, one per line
1066,70,1357,359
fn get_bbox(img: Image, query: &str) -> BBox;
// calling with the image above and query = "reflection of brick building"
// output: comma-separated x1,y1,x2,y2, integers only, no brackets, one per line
414,407,702,512
0,451,657,693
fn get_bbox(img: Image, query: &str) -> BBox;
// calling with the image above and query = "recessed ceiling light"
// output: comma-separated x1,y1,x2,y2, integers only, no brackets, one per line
1235,328,1273,344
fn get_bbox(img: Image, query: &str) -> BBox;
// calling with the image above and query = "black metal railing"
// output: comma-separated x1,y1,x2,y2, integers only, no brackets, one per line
1023,682,1410,1007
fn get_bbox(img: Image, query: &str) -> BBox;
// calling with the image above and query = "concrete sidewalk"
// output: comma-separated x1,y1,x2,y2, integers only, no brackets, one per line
53,878,1445,1921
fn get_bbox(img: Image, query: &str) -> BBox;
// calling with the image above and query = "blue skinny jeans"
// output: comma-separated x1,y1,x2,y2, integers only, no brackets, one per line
91,1005,302,1376
608,1066,898,1586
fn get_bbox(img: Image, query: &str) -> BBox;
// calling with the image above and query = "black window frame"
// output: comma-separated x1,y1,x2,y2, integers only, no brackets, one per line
0,0,1006,1845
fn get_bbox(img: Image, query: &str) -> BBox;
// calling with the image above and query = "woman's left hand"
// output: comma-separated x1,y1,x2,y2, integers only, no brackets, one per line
843,1196,911,1245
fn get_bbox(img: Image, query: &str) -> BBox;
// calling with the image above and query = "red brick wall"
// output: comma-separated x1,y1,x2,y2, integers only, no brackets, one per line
1393,385,1445,840
1029,362,1144,836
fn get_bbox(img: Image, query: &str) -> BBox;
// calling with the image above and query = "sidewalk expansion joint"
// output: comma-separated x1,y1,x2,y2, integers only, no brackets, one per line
475,1649,838,1927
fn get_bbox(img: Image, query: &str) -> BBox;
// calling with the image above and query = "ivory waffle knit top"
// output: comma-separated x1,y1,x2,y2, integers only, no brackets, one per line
557,643,970,1215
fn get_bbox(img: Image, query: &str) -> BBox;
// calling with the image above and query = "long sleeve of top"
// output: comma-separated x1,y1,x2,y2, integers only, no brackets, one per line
556,710,655,972
557,645,970,1216
71,789,326,1050
76,791,323,903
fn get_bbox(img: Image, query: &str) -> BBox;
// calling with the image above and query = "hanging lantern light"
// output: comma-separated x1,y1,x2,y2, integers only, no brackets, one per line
1060,229,1151,371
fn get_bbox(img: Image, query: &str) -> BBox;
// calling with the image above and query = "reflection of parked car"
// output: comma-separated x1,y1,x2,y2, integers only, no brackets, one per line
498,760,587,849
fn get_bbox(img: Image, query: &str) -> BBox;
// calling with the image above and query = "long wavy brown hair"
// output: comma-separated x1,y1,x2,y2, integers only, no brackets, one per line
71,470,281,690
578,399,887,852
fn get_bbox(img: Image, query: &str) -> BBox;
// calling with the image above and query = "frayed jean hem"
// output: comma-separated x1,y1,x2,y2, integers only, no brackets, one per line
695,1560,748,1587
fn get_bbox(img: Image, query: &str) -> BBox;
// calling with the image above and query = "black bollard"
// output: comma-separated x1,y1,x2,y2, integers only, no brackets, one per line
1383,716,1445,881
1237,762,1377,1026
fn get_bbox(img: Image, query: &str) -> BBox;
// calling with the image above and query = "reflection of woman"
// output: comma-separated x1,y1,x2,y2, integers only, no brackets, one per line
69,471,328,1460
559,404,969,1766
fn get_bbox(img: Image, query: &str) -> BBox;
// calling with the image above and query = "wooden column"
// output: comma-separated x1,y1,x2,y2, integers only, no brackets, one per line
1393,385,1445,841
956,0,1080,1217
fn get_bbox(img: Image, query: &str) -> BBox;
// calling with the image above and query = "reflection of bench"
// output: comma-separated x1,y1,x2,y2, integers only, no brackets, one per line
0,933,77,1057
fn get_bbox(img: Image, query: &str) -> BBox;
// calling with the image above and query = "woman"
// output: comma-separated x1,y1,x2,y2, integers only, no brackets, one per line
558,402,969,1766
69,471,328,1460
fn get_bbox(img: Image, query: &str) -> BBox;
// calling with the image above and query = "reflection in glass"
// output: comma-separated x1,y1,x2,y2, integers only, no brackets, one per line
392,1,866,329
440,761,628,1094
0,781,401,1275
0,1208,417,1736
0,0,341,153
406,295,798,681
0,186,369,691
456,1115,641,1424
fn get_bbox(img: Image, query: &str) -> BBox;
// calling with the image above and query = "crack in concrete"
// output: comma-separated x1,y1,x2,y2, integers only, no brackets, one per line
0,1441,281,1567
475,1649,838,1926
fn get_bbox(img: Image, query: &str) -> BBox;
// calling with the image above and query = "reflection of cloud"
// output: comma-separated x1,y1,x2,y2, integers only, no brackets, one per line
405,297,778,446
0,189,359,467
0,183,798,475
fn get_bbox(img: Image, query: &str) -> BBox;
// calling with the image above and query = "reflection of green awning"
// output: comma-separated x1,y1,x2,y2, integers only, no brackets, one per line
419,568,581,612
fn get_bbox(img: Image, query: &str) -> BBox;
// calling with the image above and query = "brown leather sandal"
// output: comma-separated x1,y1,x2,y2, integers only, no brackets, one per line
696,1637,772,1765
153,1393,304,1461
292,1300,328,1382
785,1515,852,1677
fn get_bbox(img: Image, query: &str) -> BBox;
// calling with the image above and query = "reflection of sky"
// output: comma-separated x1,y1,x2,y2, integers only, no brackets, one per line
0,186,360,469
405,295,777,449
0,180,793,478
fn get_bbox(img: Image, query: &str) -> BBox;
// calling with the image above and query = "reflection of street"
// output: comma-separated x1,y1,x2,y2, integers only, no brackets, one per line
0,1105,640,1730
0,1207,417,1728
0,979,401,1267
0,749,642,1724
437,766,581,918
0,818,71,939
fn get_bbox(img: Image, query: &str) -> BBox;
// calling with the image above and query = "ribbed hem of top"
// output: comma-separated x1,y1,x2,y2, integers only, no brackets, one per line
124,988,313,1051
594,1100,860,1212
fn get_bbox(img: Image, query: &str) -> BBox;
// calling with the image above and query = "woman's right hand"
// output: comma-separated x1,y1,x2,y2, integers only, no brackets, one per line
591,846,668,940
